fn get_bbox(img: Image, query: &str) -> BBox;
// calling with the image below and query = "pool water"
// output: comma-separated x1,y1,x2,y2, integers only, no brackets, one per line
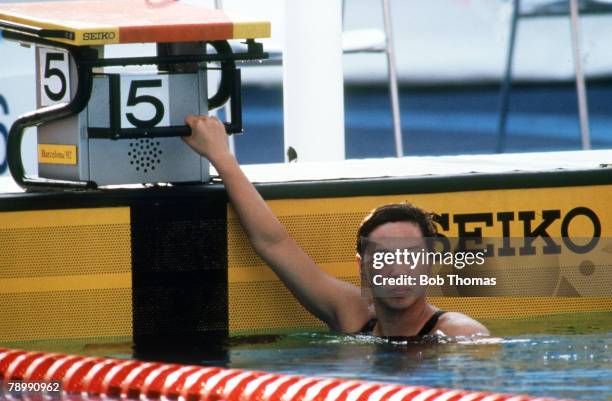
221,332,611,401
3,313,612,401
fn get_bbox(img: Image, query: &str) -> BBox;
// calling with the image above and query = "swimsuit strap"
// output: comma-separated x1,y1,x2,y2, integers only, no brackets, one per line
359,318,378,334
417,310,446,336
358,310,445,336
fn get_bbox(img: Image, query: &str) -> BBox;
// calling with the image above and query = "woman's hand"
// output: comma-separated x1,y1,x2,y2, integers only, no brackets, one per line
183,114,230,165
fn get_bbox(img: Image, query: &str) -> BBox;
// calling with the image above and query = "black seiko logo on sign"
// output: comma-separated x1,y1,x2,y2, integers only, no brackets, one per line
83,31,116,41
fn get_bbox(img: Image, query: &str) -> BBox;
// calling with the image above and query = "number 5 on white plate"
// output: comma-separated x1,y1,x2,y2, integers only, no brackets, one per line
120,75,170,129
38,47,71,106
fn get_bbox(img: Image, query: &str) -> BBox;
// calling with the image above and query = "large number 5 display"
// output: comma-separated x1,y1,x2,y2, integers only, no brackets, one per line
120,75,170,129
38,47,71,106
126,80,165,128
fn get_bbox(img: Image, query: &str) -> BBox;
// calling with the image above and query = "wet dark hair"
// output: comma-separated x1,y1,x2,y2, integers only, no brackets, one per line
356,203,437,255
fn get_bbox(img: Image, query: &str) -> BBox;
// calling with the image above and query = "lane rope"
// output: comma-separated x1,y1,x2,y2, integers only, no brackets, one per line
0,348,566,401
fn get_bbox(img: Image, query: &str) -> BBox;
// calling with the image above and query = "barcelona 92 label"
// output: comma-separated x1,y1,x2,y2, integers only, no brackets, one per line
1,380,62,398
38,144,77,165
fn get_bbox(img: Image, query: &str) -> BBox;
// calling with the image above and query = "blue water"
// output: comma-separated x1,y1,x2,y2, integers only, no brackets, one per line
221,332,612,401
233,82,612,164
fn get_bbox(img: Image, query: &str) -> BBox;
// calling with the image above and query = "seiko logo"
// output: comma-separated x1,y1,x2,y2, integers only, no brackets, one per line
83,31,116,41
434,207,602,255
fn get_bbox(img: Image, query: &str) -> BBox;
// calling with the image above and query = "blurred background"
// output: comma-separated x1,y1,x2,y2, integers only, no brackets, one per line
1,0,612,171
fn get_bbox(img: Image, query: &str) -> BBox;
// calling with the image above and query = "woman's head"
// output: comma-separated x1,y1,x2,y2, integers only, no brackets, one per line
356,203,437,256
356,203,438,309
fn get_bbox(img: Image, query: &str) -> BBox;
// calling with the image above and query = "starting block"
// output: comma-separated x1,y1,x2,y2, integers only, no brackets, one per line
0,0,270,188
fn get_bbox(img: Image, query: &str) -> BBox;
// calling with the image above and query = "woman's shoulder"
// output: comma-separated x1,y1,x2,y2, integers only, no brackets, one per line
435,311,490,337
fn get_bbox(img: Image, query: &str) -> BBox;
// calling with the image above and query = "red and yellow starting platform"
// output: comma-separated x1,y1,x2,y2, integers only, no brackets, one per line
0,0,270,45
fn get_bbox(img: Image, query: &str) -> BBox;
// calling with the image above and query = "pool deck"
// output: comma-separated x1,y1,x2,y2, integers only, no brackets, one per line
0,149,611,193
238,149,612,183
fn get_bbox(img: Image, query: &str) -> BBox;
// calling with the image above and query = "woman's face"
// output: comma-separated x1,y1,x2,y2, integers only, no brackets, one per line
360,221,430,310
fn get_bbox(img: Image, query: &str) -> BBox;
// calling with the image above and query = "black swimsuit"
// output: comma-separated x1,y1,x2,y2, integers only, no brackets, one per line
358,310,446,336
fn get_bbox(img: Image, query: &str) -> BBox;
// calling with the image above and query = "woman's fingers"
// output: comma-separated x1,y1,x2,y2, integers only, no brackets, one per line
182,114,229,160
184,114,196,127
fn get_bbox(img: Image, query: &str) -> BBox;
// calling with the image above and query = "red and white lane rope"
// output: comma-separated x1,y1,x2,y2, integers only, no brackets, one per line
0,348,566,401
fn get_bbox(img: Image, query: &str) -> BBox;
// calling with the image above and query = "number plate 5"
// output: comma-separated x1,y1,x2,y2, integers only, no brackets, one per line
120,76,170,129
38,47,71,106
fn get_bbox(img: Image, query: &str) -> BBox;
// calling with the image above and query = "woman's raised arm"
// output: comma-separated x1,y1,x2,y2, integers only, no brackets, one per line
183,115,369,332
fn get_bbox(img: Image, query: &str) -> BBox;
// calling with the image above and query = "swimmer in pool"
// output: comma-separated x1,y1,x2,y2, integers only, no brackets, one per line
184,115,489,338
